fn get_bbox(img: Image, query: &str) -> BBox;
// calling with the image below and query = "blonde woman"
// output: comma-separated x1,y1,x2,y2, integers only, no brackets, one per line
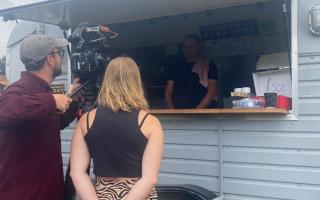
70,57,163,200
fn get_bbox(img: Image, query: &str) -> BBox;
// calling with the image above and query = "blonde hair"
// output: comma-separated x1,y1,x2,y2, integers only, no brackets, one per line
98,56,149,112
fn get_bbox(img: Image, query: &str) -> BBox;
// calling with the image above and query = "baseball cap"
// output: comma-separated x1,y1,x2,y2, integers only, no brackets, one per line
20,34,69,66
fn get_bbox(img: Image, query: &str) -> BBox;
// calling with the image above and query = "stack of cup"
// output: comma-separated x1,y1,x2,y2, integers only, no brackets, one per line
241,87,251,97
232,87,251,97
233,88,242,96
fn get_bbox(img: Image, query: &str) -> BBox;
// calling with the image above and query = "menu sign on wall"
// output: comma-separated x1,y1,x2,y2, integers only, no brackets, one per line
200,19,258,41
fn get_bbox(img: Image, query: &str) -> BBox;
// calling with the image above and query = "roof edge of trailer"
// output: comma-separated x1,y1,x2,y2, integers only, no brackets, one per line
0,0,269,29
0,0,71,27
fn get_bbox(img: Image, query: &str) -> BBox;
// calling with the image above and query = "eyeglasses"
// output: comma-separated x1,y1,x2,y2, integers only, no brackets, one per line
50,49,65,58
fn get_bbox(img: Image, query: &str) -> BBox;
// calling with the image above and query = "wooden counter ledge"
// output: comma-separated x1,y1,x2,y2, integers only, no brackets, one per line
149,108,289,115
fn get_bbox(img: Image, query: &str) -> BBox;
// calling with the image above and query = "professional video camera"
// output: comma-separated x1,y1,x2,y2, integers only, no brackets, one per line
68,23,118,81
68,23,118,110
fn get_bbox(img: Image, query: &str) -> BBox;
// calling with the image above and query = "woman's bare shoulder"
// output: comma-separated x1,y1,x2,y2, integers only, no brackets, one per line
139,110,162,138
77,108,97,136
139,110,160,125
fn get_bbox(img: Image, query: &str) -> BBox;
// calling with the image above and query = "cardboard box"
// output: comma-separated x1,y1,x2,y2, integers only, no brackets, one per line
253,69,291,98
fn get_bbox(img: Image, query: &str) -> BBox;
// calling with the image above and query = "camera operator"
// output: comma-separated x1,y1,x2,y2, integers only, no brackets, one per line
68,24,117,111
0,34,81,200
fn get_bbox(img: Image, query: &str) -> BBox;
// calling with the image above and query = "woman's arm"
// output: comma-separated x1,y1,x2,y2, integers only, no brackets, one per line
125,116,164,200
70,114,98,200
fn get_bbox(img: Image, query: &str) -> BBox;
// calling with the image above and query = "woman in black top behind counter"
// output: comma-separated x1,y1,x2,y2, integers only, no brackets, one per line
70,57,164,200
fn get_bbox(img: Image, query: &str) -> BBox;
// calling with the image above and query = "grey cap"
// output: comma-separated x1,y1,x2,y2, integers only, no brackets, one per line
20,34,68,66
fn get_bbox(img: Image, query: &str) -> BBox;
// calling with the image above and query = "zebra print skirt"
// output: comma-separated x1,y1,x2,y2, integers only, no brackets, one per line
95,177,158,200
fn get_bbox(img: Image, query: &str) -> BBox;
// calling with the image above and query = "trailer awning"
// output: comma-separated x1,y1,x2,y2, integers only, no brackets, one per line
0,0,71,28
0,0,267,29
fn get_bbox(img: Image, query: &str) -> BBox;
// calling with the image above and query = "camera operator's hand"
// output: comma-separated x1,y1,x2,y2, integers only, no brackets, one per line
0,74,10,86
66,78,82,101
53,94,72,113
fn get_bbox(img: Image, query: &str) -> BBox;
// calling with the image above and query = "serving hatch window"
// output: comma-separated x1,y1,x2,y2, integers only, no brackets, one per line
104,0,293,113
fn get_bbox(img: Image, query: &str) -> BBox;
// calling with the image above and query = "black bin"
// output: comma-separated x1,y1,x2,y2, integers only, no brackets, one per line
156,184,218,200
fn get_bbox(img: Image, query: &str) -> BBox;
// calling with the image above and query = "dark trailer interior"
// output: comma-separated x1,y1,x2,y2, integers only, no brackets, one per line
104,0,291,109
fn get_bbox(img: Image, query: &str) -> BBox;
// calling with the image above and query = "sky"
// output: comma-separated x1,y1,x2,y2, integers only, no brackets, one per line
0,0,44,57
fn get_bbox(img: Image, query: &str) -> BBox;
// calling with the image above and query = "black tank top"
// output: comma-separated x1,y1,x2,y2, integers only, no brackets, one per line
84,106,149,177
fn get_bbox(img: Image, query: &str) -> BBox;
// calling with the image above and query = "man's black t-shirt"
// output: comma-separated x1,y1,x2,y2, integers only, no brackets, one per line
167,58,218,109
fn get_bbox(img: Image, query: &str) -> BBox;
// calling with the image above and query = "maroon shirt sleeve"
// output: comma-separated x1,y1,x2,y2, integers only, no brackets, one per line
59,100,79,130
0,84,56,127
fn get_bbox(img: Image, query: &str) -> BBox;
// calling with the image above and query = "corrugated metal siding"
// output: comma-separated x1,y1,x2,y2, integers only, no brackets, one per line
57,68,72,175
222,122,320,200
298,53,320,118
148,118,320,200
158,119,220,192
61,126,74,174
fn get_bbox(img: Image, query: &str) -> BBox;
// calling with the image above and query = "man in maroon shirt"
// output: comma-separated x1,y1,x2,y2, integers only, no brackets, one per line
0,35,80,200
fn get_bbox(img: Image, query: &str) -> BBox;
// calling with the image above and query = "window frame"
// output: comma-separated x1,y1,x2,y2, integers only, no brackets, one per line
149,0,298,121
